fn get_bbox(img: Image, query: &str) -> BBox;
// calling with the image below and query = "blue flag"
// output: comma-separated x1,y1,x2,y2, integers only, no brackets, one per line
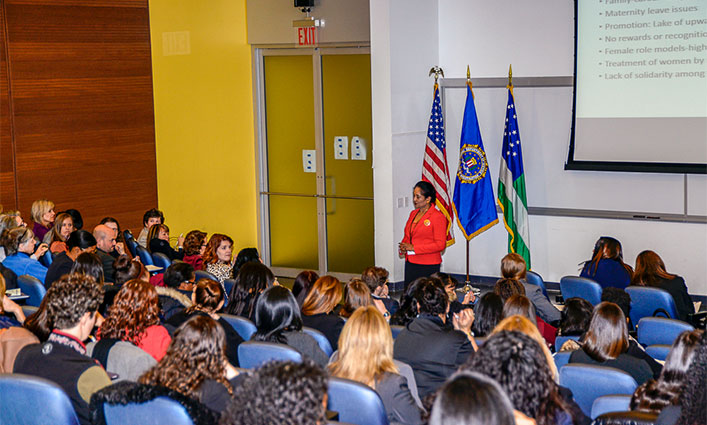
452,83,498,240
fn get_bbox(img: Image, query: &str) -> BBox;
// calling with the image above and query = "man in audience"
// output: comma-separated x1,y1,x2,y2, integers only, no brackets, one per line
137,208,164,248
14,274,110,425
99,217,125,258
93,224,117,282
45,230,97,289
394,277,475,398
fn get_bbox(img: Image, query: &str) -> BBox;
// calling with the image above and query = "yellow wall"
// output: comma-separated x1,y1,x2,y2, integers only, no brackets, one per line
148,0,257,249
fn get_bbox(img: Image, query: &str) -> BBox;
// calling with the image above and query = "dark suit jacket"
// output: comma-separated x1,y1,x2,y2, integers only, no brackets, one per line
375,372,422,425
96,249,115,283
653,276,694,322
393,314,473,398
301,312,345,351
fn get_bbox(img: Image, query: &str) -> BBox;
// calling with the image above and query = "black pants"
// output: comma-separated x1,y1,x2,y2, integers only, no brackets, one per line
404,261,441,293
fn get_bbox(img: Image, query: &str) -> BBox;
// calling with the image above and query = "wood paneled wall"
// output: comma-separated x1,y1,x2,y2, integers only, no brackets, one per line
0,0,157,232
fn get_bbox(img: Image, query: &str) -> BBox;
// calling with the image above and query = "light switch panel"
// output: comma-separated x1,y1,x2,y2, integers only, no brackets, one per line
334,136,348,160
302,150,316,173
351,136,367,160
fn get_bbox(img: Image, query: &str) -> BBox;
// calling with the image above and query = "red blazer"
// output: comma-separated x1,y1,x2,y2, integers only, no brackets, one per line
401,206,448,265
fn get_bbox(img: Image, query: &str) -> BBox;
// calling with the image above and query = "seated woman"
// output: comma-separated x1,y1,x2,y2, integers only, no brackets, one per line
140,315,239,414
393,278,475,398
0,213,23,263
338,278,373,319
167,278,243,366
300,275,345,351
632,250,695,322
99,279,172,361
330,306,422,425
147,224,184,261
630,329,703,415
389,278,425,327
0,274,25,329
252,285,328,367
225,262,275,320
362,266,399,316
471,292,503,338
42,213,74,254
463,330,580,425
45,230,97,290
113,255,150,285
30,199,55,242
203,233,234,286
432,272,476,322
556,297,593,352
182,230,207,271
1,227,48,283
137,208,164,248
503,294,537,324
232,247,260,277
430,370,516,425
291,270,318,307
157,262,195,321
569,302,657,384
580,236,633,290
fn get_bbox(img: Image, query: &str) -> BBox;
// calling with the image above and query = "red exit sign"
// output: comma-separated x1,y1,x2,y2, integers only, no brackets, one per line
297,27,317,47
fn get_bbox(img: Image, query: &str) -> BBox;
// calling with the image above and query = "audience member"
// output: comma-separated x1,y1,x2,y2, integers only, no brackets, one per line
300,275,345,351
140,315,238,413
182,230,207,270
330,306,422,425
1,227,48,283
569,302,656,384
70,252,105,284
99,217,127,258
63,209,84,231
252,285,328,367
497,253,560,325
0,213,22,263
630,329,703,415
137,208,164,248
99,279,171,361
113,255,149,285
338,278,373,319
580,236,633,289
362,266,400,316
393,278,474,398
471,292,504,337
221,360,328,425
93,224,118,282
86,323,157,382
147,223,184,261
632,250,695,322
464,330,579,425
45,230,97,289
225,261,275,320
157,261,194,320
503,294,537,324
670,332,706,425
30,199,55,242
203,233,234,285
292,270,318,307
389,277,425,327
432,272,476,319
556,297,593,351
0,274,25,329
23,296,52,342
233,247,261,277
490,315,558,381
43,212,74,254
14,274,110,425
168,278,243,366
429,370,516,425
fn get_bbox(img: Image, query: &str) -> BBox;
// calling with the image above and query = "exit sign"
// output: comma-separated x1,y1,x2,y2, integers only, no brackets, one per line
297,27,317,47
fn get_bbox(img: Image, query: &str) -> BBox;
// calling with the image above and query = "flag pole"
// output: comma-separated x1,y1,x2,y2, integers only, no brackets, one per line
465,65,471,287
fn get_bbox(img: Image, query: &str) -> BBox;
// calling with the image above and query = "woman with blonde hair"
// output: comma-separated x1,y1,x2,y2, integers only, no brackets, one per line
491,315,557,380
42,213,74,254
30,199,55,242
330,306,422,425
301,275,345,350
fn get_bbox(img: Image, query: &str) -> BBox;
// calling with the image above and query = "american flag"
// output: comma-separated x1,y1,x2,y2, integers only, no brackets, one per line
422,84,454,246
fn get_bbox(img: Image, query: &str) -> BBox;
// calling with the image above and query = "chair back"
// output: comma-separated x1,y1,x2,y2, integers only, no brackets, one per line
221,314,257,341
555,335,580,351
194,270,219,282
645,345,671,361
390,325,404,339
223,279,236,299
626,286,679,326
0,374,80,424
526,270,548,297
637,317,693,347
103,397,193,425
560,276,602,305
237,341,303,369
327,377,389,425
17,274,47,307
591,395,632,419
40,250,53,267
553,351,573,370
592,411,659,425
135,245,154,266
151,252,172,270
125,238,138,257
559,364,638,416
303,326,334,356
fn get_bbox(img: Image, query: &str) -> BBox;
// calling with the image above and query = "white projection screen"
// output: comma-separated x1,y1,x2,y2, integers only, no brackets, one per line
568,0,707,174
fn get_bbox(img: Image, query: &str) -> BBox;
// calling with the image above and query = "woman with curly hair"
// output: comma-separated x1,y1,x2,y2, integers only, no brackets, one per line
463,330,579,425
99,279,171,361
630,329,703,415
42,212,74,254
221,359,327,425
140,315,239,413
167,279,243,367
490,315,558,381
225,261,275,320
182,230,207,271
203,234,234,285
330,306,422,425
301,275,345,350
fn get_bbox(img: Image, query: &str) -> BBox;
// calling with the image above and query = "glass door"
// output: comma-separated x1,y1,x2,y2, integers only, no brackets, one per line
256,48,373,278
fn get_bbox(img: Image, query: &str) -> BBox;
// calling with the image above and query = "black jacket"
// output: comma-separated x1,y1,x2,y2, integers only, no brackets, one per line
393,314,473,398
301,312,345,351
44,252,74,290
652,276,695,322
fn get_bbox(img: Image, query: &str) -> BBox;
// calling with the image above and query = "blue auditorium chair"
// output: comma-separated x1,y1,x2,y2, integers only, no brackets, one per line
328,377,389,425
526,270,548,297
151,252,172,270
559,364,638,416
553,351,573,370
303,326,333,356
237,341,303,369
17,274,46,307
554,335,580,351
103,397,194,425
194,270,218,282
560,276,602,306
626,286,680,327
221,314,257,341
591,395,632,419
637,317,693,347
0,374,79,424
645,344,671,361
135,244,154,266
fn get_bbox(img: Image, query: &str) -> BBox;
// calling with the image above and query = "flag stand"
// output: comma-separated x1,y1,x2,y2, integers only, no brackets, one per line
465,239,470,286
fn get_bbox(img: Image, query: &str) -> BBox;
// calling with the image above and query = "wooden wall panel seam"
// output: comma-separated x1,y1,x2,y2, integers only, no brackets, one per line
1,0,19,209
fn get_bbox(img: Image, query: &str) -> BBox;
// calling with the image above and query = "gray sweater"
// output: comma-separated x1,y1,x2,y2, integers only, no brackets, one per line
282,330,330,367
86,340,156,382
